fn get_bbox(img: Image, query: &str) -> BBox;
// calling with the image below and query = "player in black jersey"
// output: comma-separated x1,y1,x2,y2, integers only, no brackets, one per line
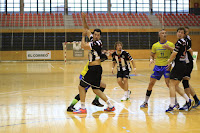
166,27,194,112
73,12,115,114
112,41,136,101
179,26,200,110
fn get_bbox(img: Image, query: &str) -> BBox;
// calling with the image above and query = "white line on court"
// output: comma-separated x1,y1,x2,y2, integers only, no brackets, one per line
50,64,54,68
107,90,134,114
59,67,64,70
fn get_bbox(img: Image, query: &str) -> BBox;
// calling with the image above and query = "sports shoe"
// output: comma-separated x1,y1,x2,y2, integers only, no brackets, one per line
140,102,148,108
174,103,180,109
73,108,87,114
179,102,187,110
193,100,200,108
92,100,104,107
187,99,195,111
67,106,76,112
128,90,131,98
104,106,116,112
166,105,175,112
121,95,129,101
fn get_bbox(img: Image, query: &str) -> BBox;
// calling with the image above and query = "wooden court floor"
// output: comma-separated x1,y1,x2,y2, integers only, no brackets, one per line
0,60,200,133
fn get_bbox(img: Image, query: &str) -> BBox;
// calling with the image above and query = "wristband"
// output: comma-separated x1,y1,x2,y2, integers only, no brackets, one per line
133,68,136,71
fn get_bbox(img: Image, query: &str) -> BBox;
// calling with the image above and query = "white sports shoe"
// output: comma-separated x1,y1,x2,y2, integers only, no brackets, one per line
121,95,128,101
127,90,131,98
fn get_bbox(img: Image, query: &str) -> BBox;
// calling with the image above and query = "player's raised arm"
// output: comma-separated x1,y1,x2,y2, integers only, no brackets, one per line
81,30,91,50
82,12,92,38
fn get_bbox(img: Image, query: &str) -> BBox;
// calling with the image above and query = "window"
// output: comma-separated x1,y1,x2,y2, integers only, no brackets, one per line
24,0,37,13
111,0,149,13
152,0,189,14
0,0,6,13
7,0,20,13
24,0,64,13
52,0,64,13
68,0,107,14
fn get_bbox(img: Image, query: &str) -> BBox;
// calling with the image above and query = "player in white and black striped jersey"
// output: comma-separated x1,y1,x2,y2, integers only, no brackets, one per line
112,41,136,101
73,12,115,114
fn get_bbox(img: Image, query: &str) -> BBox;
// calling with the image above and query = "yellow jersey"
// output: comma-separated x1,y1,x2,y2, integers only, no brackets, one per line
80,61,89,76
152,41,175,66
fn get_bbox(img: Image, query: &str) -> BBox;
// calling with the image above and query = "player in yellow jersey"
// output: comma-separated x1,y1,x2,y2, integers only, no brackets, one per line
67,53,108,112
140,29,179,108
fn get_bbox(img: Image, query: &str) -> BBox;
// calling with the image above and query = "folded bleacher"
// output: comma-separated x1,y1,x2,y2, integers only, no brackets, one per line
156,13,200,26
72,13,152,26
0,13,64,27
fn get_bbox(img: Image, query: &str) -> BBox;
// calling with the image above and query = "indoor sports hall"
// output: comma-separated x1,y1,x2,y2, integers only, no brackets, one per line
0,0,200,133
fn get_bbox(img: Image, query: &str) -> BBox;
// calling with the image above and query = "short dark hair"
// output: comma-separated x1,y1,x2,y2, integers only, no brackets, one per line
93,29,102,35
114,41,123,49
177,27,186,34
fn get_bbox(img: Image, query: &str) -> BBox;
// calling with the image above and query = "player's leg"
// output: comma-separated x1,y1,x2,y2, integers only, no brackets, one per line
189,84,200,108
166,79,179,112
182,62,200,108
73,81,90,114
164,77,179,108
92,88,115,112
182,78,200,108
117,77,124,90
91,81,106,107
67,86,90,112
121,77,131,101
175,83,194,111
140,77,157,108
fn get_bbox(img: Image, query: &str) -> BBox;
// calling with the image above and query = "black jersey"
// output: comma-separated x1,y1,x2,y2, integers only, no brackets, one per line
185,35,193,63
173,38,187,62
112,50,133,72
88,34,102,62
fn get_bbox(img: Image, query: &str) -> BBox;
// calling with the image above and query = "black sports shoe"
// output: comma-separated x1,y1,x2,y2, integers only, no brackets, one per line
92,100,104,107
67,106,76,112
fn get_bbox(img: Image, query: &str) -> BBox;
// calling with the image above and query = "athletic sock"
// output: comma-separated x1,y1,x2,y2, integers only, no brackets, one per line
106,100,113,108
69,99,79,107
183,94,190,102
193,94,199,103
170,97,175,107
144,90,152,103
81,102,86,109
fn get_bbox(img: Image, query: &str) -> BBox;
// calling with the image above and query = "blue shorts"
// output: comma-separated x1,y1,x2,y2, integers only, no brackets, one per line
79,74,90,91
150,65,170,80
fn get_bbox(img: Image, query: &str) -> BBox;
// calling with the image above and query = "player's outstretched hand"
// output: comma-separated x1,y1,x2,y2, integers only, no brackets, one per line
82,12,86,18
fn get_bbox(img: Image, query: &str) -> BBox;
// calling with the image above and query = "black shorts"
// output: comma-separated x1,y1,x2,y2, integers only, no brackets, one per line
117,70,130,78
183,61,193,78
80,65,102,89
170,61,186,81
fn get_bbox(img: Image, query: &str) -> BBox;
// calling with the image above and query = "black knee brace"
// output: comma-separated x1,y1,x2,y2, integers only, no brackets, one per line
146,90,152,96
75,94,80,101
100,87,105,92
182,80,189,89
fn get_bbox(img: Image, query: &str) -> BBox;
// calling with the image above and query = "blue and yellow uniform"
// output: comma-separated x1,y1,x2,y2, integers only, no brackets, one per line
151,41,175,80
79,61,90,90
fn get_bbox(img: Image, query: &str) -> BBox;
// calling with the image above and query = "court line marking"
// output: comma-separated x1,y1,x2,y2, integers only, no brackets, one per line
59,67,64,70
50,64,54,68
107,94,135,114
0,86,75,96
